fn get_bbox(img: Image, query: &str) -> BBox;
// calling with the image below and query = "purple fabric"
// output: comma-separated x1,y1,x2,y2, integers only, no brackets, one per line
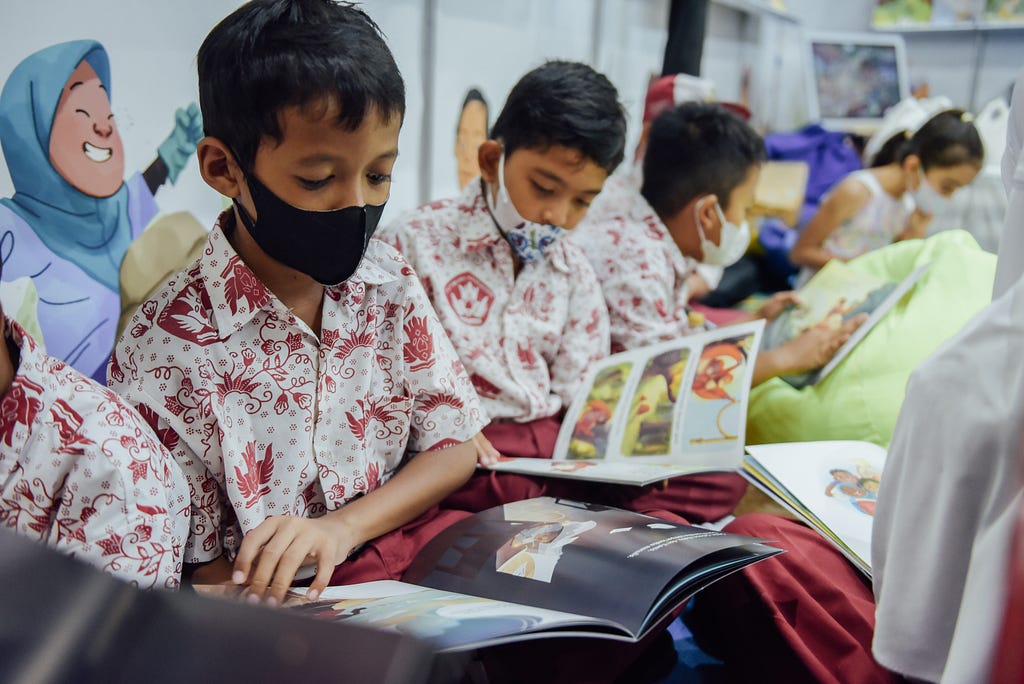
764,124,863,228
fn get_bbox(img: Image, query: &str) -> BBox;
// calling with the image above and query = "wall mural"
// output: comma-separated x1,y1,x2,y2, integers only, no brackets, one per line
0,40,203,382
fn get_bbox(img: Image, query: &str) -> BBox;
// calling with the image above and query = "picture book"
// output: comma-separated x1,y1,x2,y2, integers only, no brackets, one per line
201,497,781,652
742,441,887,577
764,261,930,388
487,320,765,486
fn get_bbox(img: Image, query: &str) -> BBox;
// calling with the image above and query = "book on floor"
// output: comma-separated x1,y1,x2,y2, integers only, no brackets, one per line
742,440,887,577
200,497,781,652
764,261,930,388
486,320,765,486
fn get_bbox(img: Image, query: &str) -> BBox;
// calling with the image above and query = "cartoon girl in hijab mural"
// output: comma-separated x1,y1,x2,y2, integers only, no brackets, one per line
0,40,202,382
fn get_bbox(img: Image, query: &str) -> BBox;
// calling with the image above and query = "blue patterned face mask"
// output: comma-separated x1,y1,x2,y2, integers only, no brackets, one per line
484,153,566,263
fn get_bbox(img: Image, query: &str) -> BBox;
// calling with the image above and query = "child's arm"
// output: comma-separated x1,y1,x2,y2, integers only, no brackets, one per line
790,178,872,269
472,431,502,466
896,208,932,241
232,440,476,604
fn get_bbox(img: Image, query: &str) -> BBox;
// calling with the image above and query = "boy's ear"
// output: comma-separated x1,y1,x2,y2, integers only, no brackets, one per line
694,193,719,233
478,140,503,185
197,137,245,199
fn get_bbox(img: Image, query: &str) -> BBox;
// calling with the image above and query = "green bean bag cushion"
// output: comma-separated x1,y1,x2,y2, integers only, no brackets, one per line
747,230,996,447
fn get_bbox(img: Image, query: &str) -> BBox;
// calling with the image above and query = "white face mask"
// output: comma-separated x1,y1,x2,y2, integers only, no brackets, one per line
694,198,750,267
911,169,953,216
484,153,566,263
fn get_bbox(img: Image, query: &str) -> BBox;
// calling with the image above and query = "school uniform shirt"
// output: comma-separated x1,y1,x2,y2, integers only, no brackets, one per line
571,190,701,352
871,271,1024,682
108,212,486,564
0,319,189,588
583,164,724,290
377,180,610,423
994,66,1024,300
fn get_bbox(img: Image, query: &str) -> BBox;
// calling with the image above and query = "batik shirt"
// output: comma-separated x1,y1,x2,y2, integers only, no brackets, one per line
378,180,610,423
0,319,189,588
583,165,723,290
108,213,485,564
572,192,700,352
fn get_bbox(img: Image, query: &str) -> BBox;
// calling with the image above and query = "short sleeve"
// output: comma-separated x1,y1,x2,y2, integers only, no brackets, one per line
135,404,225,564
399,269,487,452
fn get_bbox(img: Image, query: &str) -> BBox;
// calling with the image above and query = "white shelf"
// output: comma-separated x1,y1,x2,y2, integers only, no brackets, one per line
873,19,1024,33
711,0,799,24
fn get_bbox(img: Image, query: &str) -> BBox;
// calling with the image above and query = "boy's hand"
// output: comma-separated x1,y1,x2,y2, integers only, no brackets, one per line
472,432,502,466
685,272,712,301
756,291,804,321
232,514,354,606
778,313,868,374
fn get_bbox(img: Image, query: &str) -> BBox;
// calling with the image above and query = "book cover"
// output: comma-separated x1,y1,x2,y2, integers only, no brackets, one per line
742,441,887,576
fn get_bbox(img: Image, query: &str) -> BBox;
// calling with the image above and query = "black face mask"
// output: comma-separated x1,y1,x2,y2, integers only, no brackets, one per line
233,173,386,286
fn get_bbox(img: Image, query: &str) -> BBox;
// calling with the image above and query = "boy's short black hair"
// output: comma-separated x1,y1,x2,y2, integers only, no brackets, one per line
641,101,765,219
198,0,405,171
489,61,626,175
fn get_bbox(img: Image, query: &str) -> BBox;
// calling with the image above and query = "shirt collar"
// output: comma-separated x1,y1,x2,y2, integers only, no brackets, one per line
6,318,37,373
201,211,398,338
630,192,699,278
453,179,572,273
454,179,504,253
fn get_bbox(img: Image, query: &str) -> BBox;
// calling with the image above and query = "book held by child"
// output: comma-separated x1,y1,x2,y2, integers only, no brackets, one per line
486,320,765,486
199,497,781,652
763,261,930,388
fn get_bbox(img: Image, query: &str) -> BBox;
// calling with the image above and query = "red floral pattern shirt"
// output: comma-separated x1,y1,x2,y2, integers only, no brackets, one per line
108,213,485,564
570,192,700,352
378,180,610,423
0,320,189,588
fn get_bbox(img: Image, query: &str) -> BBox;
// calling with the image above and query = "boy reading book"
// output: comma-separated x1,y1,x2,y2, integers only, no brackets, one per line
377,61,624,465
0,258,189,589
109,0,486,606
574,102,864,385
570,102,865,521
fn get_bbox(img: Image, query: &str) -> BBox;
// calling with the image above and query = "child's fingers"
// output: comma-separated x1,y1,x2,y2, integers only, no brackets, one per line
842,313,869,334
233,518,280,585
266,537,314,605
778,291,803,306
244,524,296,601
307,557,335,602
479,442,500,466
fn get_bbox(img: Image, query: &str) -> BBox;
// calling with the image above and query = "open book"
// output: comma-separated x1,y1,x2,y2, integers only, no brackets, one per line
765,261,930,388
267,497,781,652
487,320,765,486
742,441,887,577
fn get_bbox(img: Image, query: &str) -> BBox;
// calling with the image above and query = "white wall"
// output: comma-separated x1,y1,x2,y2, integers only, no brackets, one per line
1,0,1019,224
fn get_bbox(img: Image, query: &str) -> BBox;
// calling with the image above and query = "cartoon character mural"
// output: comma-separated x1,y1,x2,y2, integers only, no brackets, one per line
454,88,488,189
0,40,202,382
